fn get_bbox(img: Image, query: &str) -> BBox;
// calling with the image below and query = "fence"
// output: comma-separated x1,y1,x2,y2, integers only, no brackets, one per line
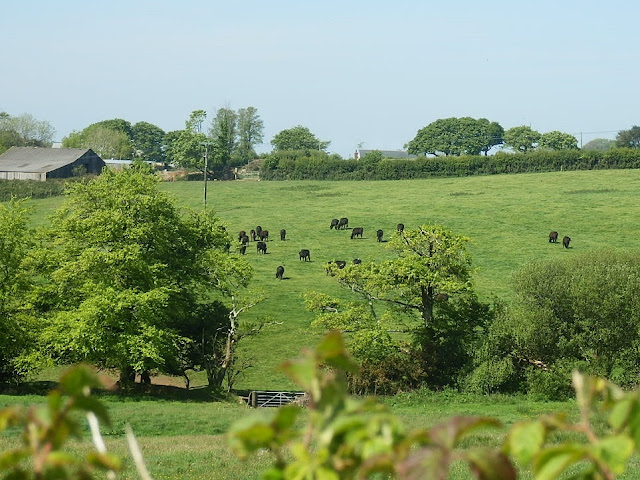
248,390,306,408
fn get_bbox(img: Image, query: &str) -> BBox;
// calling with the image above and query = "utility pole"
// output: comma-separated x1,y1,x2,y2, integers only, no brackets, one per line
201,142,213,208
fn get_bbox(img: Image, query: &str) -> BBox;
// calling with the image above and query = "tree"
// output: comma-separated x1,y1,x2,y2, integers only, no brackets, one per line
62,119,133,159
503,125,541,153
235,106,264,164
468,250,640,396
538,131,578,150
582,138,615,151
0,112,55,149
209,107,238,167
334,224,473,327
478,118,505,155
615,125,640,149
34,168,252,386
308,225,486,392
406,117,504,156
131,121,166,163
164,110,209,172
0,199,39,383
271,125,329,151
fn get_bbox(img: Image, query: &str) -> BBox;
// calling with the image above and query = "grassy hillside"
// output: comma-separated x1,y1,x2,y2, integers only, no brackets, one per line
23,170,640,390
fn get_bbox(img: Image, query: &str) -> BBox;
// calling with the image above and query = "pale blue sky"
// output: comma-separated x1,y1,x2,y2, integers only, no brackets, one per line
2,0,638,157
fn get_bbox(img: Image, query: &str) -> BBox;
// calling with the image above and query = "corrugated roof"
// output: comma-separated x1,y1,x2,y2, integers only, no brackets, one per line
0,147,97,173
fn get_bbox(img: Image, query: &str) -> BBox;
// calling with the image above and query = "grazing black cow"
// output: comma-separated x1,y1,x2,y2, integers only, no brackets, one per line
280,229,286,241
238,244,247,255
330,218,339,229
338,217,349,229
351,227,364,239
241,234,249,245
376,229,383,242
276,265,284,280
549,231,558,243
250,229,257,241
563,236,571,249
257,241,267,254
335,260,346,269
256,226,262,237
299,249,311,261
238,230,246,242
397,223,405,233
259,230,269,241
352,258,362,265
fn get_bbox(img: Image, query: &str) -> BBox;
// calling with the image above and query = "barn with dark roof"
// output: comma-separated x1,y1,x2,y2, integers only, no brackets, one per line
0,147,105,181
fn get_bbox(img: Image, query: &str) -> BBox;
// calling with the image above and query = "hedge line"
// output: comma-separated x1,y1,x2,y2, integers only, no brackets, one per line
0,179,67,201
259,148,640,181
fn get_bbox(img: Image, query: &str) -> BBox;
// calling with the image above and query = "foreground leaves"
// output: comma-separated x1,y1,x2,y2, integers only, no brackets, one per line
230,331,640,479
0,365,121,479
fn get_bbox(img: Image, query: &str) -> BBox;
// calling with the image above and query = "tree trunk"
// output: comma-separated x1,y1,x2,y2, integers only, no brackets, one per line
421,285,434,328
118,366,136,387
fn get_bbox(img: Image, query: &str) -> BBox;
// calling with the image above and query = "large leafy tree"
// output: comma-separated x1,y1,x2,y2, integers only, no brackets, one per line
271,125,329,151
0,112,55,152
538,131,578,150
582,138,615,151
310,225,486,391
209,108,238,167
236,106,264,164
468,250,640,396
615,125,640,149
131,121,166,163
62,118,133,159
503,125,541,153
406,117,503,156
334,224,473,327
165,110,209,172
34,168,251,386
0,199,39,383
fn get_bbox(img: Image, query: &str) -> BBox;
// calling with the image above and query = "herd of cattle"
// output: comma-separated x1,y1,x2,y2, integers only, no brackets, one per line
233,219,408,280
235,222,571,280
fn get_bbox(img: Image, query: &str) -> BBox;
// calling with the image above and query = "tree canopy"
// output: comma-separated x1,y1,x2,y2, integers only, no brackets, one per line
270,125,330,151
503,125,541,153
62,118,135,159
468,250,640,396
0,112,55,153
406,117,503,156
33,168,251,385
582,138,615,151
538,130,578,150
0,199,39,383
616,125,640,149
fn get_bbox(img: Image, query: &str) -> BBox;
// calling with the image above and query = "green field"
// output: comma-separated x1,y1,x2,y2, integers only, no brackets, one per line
23,169,640,390
6,169,640,478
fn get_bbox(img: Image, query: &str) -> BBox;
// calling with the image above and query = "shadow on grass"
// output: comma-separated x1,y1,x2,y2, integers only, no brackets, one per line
1,381,229,403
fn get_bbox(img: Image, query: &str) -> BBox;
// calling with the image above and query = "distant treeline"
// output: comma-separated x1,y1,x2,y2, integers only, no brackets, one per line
0,179,66,201
259,148,640,180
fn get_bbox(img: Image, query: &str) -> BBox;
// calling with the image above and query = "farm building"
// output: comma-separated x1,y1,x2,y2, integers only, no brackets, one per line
0,147,105,181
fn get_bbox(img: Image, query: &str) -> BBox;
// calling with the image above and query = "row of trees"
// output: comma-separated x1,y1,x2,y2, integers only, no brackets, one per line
405,118,582,156
0,168,259,390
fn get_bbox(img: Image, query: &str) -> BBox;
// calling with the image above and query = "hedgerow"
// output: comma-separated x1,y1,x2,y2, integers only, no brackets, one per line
259,148,640,180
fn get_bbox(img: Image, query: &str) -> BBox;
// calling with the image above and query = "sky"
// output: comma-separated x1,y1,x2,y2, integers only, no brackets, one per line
2,0,639,158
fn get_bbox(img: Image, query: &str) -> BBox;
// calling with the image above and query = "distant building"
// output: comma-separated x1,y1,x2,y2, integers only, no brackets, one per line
0,147,105,181
354,149,417,160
